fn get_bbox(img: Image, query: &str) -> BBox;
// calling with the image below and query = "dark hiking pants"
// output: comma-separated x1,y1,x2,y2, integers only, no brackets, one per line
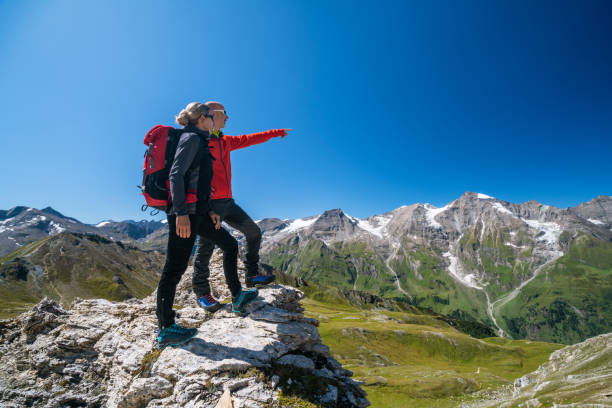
156,214,241,329
192,199,262,297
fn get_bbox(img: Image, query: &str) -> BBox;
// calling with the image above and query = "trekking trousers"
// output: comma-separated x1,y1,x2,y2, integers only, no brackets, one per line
192,199,261,297
156,214,241,329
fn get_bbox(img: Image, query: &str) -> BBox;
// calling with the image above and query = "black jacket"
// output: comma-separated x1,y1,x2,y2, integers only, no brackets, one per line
168,125,213,216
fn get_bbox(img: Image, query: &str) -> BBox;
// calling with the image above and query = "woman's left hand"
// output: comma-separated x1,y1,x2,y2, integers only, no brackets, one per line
209,211,221,230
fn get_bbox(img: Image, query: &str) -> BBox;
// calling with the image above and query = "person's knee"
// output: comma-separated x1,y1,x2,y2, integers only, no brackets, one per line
245,224,262,243
222,238,239,255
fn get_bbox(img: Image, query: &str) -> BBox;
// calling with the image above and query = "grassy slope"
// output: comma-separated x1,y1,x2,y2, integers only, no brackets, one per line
500,235,612,344
264,239,492,325
265,228,612,345
0,233,164,318
0,237,53,318
300,285,562,408
392,246,490,324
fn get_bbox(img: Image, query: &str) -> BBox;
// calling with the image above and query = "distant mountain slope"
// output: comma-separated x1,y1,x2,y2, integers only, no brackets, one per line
0,206,167,256
0,206,94,256
0,232,165,318
258,193,612,344
94,219,167,241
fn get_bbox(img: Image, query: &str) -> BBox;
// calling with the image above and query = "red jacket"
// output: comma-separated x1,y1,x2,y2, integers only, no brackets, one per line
208,129,286,200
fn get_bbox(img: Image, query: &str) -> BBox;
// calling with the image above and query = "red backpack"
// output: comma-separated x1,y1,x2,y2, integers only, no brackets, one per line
139,125,186,214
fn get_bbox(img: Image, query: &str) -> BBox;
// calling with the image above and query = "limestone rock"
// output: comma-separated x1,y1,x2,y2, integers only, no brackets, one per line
0,251,369,407
277,354,315,371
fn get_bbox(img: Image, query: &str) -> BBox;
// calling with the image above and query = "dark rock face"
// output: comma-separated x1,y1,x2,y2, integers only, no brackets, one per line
257,218,288,234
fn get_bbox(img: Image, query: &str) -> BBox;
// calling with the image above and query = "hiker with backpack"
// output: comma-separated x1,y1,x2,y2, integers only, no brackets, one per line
151,102,259,348
193,101,291,312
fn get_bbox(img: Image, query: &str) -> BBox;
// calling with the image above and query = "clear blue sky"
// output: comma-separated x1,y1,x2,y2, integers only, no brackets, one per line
1,0,610,224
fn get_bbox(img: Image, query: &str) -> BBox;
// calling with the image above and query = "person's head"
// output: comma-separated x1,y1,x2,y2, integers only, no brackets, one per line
175,102,214,131
205,101,229,130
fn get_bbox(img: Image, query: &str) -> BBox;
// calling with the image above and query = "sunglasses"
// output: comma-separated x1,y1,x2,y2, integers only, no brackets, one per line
212,109,228,116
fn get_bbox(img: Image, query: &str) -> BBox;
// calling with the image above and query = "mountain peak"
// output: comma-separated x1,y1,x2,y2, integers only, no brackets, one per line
320,208,345,217
459,191,497,201
40,206,66,218
0,206,30,220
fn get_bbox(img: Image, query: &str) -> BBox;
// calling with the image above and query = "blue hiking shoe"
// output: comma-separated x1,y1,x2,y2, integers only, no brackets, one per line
197,294,223,312
232,288,259,314
157,323,198,349
246,274,276,288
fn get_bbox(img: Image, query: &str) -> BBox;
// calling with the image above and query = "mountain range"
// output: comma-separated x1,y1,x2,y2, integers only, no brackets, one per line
255,193,612,345
1,193,611,344
0,206,167,257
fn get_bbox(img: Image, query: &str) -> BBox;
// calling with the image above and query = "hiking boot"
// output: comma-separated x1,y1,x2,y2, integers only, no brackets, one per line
232,288,259,314
197,293,223,312
246,274,276,288
157,323,198,349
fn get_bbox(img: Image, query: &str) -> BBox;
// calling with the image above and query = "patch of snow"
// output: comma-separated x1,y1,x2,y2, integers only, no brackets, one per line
26,208,33,212
356,215,392,239
523,220,562,245
25,215,47,225
283,216,319,234
479,219,486,243
477,193,494,199
443,251,482,289
96,221,111,228
48,221,65,234
424,204,449,229
0,217,15,225
492,202,514,216
587,218,604,226
67,219,77,223
506,242,526,249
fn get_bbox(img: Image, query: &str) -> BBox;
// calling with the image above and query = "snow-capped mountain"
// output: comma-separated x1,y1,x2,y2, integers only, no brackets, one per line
94,219,167,241
0,207,167,257
256,193,612,344
0,207,92,256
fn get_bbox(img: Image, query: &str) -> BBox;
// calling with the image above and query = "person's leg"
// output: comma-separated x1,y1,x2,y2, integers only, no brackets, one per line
192,235,215,297
222,200,262,278
156,214,196,329
195,215,242,299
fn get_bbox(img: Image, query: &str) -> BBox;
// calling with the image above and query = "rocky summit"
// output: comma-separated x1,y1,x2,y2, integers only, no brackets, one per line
0,253,369,408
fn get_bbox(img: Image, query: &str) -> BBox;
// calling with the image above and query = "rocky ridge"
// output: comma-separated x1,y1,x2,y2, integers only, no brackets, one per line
0,252,368,407
465,333,612,407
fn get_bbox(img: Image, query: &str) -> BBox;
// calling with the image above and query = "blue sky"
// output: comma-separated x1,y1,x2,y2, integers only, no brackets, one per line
1,0,610,224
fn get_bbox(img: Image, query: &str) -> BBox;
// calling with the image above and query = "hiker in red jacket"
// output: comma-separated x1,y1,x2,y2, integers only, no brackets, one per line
193,101,292,311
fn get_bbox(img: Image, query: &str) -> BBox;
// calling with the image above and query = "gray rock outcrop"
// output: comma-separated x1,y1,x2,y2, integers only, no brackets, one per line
0,253,369,407
465,333,612,407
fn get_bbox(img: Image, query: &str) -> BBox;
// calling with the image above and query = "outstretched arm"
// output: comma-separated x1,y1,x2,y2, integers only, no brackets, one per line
227,128,291,151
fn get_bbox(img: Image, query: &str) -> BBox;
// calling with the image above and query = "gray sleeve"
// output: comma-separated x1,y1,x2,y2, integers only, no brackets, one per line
169,133,199,216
